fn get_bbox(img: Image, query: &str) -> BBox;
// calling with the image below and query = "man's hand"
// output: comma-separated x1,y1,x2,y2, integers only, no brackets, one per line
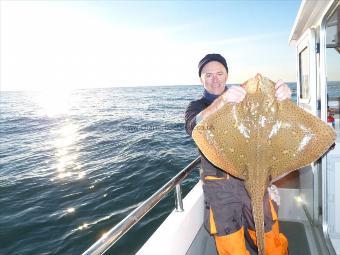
222,86,247,103
275,80,292,101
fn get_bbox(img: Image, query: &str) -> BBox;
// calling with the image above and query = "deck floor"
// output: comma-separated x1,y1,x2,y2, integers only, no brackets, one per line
186,221,311,255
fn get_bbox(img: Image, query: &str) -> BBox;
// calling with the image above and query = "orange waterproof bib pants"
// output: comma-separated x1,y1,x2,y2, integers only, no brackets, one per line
203,174,288,255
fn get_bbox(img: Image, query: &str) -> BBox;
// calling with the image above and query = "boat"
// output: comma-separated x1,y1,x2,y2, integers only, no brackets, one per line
82,0,340,254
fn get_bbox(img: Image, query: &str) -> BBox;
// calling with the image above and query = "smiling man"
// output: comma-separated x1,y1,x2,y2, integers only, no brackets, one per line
185,53,290,255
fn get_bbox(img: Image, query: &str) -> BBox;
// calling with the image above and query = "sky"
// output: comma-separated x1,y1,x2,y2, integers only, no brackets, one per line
0,0,302,91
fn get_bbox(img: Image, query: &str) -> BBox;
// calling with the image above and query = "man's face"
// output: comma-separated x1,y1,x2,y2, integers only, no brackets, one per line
200,61,228,95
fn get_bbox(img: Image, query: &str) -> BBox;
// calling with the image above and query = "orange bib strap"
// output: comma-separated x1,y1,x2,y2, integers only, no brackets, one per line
209,207,217,235
268,197,278,221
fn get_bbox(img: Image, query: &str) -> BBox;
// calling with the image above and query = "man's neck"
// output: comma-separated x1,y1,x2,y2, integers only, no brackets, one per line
203,88,226,104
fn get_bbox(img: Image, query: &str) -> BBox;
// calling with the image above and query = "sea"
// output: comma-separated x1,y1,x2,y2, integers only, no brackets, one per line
1,83,297,255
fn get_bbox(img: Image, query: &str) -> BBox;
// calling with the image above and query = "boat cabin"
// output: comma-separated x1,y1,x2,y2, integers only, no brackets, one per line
289,0,340,254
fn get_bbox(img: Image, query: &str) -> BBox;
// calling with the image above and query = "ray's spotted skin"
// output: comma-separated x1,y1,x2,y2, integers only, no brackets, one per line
192,74,336,255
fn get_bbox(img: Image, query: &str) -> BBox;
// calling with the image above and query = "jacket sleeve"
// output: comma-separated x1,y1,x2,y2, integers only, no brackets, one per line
185,101,202,137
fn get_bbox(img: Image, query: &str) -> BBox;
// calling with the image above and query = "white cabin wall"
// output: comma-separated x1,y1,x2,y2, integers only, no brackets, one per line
295,28,319,222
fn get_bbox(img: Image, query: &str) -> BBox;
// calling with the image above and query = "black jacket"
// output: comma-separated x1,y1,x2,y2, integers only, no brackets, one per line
185,96,228,178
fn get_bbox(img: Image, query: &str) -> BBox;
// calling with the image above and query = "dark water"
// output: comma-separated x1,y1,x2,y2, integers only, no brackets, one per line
0,84,296,255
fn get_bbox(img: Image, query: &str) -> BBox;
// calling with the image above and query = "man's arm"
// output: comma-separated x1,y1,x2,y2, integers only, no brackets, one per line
185,86,246,136
197,86,246,122
185,100,202,136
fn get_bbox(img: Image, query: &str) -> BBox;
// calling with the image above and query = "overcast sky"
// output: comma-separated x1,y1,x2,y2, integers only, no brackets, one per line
1,0,302,91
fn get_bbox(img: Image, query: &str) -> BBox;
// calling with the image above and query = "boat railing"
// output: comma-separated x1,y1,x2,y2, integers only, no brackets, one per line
81,156,201,255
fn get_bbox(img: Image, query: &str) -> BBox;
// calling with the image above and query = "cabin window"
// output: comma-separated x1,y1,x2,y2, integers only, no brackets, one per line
299,47,309,100
326,5,340,132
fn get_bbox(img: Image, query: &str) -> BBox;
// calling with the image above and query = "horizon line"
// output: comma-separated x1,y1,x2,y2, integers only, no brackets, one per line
1,82,299,92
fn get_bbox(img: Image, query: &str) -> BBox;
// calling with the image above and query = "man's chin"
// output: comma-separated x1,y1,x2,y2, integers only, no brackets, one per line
211,89,224,96
204,85,224,96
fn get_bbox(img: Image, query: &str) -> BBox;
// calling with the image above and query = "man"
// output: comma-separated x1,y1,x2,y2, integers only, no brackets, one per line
185,53,290,255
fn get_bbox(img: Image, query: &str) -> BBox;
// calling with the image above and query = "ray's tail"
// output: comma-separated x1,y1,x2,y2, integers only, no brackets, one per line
252,197,265,255
245,180,267,255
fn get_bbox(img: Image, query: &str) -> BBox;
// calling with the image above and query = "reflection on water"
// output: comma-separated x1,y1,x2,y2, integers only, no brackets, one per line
50,122,85,181
35,89,71,117
78,223,89,231
35,89,87,180
66,207,75,213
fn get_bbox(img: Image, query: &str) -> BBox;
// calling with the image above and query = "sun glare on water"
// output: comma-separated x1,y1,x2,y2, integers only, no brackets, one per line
36,91,87,182
35,89,71,117
49,122,87,181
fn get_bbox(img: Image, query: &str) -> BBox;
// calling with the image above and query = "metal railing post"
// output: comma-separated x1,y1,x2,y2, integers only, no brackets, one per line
175,183,183,212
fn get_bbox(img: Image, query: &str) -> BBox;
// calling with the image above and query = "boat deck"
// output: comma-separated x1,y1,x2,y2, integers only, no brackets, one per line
137,172,335,255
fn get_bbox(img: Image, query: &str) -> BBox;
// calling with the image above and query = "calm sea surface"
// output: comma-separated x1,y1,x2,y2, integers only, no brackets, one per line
0,84,297,255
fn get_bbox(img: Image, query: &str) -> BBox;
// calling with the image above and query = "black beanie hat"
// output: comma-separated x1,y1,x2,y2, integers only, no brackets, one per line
198,53,228,77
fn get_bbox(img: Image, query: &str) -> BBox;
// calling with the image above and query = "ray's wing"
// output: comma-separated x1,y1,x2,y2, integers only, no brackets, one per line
192,103,250,180
269,100,336,181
